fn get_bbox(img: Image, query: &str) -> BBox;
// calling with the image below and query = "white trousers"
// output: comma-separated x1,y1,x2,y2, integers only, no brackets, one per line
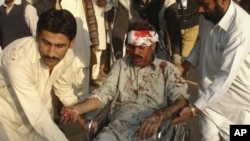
199,82,250,141
92,50,102,80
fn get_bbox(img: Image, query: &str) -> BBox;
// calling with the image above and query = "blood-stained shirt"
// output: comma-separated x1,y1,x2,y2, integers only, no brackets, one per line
90,55,188,140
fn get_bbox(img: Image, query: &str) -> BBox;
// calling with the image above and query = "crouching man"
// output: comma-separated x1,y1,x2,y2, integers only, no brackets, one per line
0,9,78,141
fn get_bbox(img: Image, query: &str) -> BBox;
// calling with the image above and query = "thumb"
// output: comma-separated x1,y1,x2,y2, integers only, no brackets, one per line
171,116,182,124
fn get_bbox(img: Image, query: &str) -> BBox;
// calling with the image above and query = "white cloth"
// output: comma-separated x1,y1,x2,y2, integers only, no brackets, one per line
3,0,38,36
0,0,4,6
92,50,102,79
60,0,92,97
91,0,107,80
187,2,250,140
93,0,106,50
60,0,91,68
0,37,78,141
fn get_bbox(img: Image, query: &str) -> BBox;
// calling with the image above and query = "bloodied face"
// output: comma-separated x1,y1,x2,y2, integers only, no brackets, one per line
127,30,158,67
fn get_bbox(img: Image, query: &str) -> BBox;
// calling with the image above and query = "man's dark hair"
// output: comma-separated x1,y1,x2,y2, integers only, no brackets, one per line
37,8,77,41
127,21,156,32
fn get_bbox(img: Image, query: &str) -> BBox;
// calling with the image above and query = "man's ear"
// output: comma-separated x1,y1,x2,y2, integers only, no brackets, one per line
151,42,156,51
36,32,39,41
69,38,76,48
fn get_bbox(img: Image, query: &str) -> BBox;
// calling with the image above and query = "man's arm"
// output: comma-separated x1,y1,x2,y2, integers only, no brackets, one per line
137,62,189,139
136,97,188,140
60,97,102,124
25,4,38,36
53,55,78,106
165,3,182,64
181,60,192,77
60,58,123,124
171,102,199,124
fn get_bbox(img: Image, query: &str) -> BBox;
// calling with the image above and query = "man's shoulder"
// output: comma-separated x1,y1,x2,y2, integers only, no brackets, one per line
63,48,75,66
153,57,172,65
1,37,37,63
152,58,178,70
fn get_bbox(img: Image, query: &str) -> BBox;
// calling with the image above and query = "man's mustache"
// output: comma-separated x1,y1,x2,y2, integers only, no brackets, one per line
43,55,59,60
133,55,143,59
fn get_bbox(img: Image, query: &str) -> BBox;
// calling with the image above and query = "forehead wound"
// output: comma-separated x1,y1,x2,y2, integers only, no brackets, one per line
127,30,159,46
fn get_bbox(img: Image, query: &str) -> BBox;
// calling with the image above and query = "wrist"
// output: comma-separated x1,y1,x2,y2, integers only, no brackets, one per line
189,103,198,117
72,108,80,115
172,54,182,64
154,110,164,121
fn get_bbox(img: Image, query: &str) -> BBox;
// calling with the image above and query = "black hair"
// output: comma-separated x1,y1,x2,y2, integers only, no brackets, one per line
37,8,77,41
127,20,156,32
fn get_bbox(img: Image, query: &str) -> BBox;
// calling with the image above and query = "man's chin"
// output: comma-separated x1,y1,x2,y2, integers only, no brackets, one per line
44,61,59,68
133,61,145,67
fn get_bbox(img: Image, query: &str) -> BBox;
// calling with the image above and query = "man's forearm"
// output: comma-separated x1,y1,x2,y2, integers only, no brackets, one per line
73,97,102,115
157,97,188,120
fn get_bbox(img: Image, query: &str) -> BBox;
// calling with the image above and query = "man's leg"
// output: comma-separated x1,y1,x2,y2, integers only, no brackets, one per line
91,50,102,81
181,25,199,58
199,112,221,141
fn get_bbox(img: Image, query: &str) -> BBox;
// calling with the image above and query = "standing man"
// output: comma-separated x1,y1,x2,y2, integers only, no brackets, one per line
60,0,92,99
177,0,199,58
0,0,38,49
0,9,78,141
90,0,112,87
173,0,250,140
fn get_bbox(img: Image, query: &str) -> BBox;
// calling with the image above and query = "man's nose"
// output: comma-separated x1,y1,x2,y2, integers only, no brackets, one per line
134,48,141,54
48,46,56,56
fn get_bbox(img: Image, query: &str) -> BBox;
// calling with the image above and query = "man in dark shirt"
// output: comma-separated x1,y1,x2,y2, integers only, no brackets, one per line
0,0,38,49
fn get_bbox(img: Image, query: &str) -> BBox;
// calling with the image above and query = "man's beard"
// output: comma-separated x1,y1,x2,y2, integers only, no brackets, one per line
204,1,225,24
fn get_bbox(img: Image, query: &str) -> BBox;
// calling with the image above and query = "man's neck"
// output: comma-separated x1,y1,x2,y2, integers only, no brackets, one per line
5,0,14,7
49,67,53,75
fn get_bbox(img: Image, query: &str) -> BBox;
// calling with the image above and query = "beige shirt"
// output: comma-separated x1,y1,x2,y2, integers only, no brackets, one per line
0,37,78,141
93,0,106,50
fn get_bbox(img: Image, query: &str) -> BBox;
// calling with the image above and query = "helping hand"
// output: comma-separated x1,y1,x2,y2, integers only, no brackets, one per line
60,107,79,125
171,107,192,124
174,62,184,75
181,61,191,78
